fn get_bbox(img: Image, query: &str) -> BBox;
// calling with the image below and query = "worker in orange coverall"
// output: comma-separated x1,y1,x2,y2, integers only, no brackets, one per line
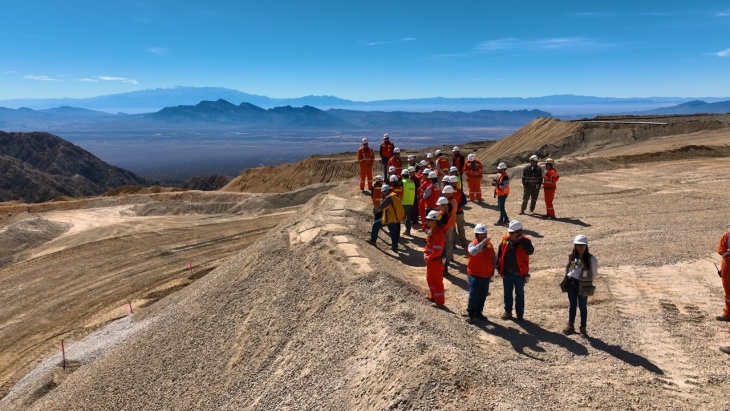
357,138,375,191
464,153,483,202
424,210,446,306
717,229,730,322
543,158,560,219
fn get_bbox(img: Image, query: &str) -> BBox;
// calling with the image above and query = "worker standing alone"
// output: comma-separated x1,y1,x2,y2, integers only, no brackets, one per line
466,224,497,321
464,154,484,202
357,138,375,191
424,210,446,306
520,155,543,215
543,158,560,219
493,162,510,226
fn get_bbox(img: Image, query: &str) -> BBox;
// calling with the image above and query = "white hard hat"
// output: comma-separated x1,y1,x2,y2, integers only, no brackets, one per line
435,149,442,155
393,147,401,154
437,197,449,205
426,153,434,158
449,166,458,172
442,185,454,194
388,166,396,173
383,133,389,139
474,224,488,235
426,210,440,220
408,166,415,172
419,160,428,166
374,175,383,182
442,175,450,182
448,175,459,183
381,184,391,191
507,220,523,233
453,146,460,151
468,154,476,161
428,172,438,179
573,234,588,245
390,175,399,182
497,162,507,170
423,168,432,175
407,155,415,161
545,158,555,164
529,154,538,161
362,138,368,144
401,169,410,176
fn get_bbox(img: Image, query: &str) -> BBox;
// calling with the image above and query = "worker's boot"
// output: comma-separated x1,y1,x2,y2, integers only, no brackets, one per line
579,326,588,336
716,315,730,321
500,311,512,320
720,346,730,355
562,324,576,335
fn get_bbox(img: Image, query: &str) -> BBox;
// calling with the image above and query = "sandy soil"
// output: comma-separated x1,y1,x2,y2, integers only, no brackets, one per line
1,122,730,409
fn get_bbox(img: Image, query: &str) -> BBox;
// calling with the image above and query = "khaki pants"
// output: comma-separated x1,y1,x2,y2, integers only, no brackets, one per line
455,213,467,246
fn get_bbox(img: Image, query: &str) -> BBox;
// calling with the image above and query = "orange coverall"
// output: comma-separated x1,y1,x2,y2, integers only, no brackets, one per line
464,160,483,201
719,231,730,316
543,167,560,218
357,145,375,190
425,227,446,306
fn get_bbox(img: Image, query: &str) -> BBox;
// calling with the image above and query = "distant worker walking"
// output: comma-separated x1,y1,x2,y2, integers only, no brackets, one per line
424,210,446,306
493,162,510,226
357,138,375,191
543,158,559,219
380,134,395,179
497,220,534,321
520,154,543,215
466,224,497,321
464,154,483,202
717,228,730,321
561,235,598,336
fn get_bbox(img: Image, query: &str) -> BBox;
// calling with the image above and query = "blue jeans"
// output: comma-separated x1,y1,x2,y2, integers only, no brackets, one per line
566,279,588,327
497,195,508,222
502,273,525,316
403,205,413,232
467,276,491,315
370,219,400,251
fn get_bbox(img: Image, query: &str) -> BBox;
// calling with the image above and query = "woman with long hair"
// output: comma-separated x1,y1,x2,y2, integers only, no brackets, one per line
562,234,598,336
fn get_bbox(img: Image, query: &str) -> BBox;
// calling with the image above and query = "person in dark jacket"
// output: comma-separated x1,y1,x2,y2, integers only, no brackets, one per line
520,154,544,215
497,220,534,321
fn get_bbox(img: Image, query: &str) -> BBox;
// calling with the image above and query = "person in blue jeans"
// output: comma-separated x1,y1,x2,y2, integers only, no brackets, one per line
497,220,534,321
366,184,402,253
492,162,510,226
562,234,598,336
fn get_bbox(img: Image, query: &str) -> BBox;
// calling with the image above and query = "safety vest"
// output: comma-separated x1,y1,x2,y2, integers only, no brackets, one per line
465,160,483,178
453,188,464,213
467,238,496,278
446,198,458,230
424,182,440,209
452,153,465,173
495,173,510,196
393,184,403,198
357,146,375,166
436,156,450,175
380,141,394,158
381,193,406,224
498,235,530,276
387,156,403,176
544,168,559,189
371,184,382,206
425,228,445,260
719,232,730,272
401,178,416,206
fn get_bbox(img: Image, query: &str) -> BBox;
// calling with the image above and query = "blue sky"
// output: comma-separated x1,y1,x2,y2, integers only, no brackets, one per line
1,0,729,100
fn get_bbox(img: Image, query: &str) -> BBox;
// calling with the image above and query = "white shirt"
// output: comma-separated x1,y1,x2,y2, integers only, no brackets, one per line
566,255,598,280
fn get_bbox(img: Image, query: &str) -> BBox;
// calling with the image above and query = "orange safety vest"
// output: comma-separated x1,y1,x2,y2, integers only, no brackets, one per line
452,153,465,173
719,231,730,272
453,189,464,213
393,185,404,198
436,156,450,175
357,146,375,166
387,156,403,176
544,168,559,189
371,185,382,205
424,183,440,209
495,173,510,196
447,198,458,229
380,141,394,158
498,235,530,276
467,238,496,278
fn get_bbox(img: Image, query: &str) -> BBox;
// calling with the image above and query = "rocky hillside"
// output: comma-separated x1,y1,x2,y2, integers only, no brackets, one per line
180,175,234,191
0,131,149,203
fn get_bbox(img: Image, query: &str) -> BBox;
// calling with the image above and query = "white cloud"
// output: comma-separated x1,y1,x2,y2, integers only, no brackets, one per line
716,10,730,17
78,78,100,82
3,70,17,74
716,48,730,57
476,37,605,52
363,41,391,46
402,37,417,42
23,75,63,82
146,47,169,56
98,76,139,85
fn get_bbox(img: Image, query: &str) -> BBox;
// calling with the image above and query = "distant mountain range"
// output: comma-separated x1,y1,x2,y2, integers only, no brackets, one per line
0,99,551,131
0,131,149,202
1,86,729,115
637,100,730,115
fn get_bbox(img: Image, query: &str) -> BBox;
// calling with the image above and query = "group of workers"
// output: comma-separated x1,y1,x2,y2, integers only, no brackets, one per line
359,134,729,346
